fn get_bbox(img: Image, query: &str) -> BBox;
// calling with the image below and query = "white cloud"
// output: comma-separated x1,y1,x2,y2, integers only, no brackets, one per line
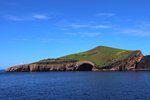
70,24,89,28
92,25,112,29
118,29,150,36
15,38,30,41
113,21,150,37
3,14,49,21
5,15,25,21
14,37,69,43
40,38,68,43
96,13,115,17
32,14,48,20
59,23,112,29
65,32,100,37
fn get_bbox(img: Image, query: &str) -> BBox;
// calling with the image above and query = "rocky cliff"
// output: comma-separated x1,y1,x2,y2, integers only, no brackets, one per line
136,55,150,70
98,50,144,71
5,61,95,72
5,47,144,72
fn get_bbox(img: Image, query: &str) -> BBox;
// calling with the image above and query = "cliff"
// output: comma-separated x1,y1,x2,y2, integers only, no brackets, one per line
5,46,144,72
98,50,143,71
5,61,95,72
136,55,150,70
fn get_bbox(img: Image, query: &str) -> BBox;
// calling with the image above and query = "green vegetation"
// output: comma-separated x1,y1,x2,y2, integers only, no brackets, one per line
35,58,77,64
34,46,132,68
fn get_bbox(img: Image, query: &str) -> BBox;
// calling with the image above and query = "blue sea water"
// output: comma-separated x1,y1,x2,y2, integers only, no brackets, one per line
0,71,150,100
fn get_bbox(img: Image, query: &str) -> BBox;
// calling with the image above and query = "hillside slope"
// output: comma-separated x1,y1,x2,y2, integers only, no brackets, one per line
36,46,132,68
6,46,144,72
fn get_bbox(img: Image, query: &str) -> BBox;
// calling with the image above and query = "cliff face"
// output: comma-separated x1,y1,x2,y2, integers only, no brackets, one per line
5,61,95,72
6,63,76,72
99,50,144,71
5,51,144,72
136,55,150,70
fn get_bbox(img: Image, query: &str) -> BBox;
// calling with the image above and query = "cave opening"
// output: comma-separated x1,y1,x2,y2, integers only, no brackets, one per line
77,63,93,71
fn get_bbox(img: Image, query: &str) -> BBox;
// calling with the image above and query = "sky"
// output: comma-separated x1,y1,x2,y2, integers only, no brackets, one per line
0,0,150,69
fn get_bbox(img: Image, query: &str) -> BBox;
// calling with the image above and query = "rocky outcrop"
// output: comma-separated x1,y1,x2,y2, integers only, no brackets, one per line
136,55,150,70
5,61,95,72
6,51,144,72
98,50,144,71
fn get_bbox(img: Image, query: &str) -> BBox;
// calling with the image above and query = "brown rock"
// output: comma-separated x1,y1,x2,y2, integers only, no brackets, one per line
5,51,144,72
5,61,95,72
136,55,150,70
99,50,144,71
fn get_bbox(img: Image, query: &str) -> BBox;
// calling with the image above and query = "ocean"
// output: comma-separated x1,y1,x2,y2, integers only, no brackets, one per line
0,71,150,100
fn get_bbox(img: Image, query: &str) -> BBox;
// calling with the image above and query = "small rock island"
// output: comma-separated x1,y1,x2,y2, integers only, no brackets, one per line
5,46,150,72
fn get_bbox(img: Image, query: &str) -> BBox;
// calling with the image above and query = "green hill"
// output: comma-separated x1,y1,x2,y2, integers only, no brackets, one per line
34,46,132,68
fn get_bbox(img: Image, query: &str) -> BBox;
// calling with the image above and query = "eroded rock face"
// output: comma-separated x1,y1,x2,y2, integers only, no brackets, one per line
5,51,144,72
99,50,144,71
5,61,95,72
136,55,150,70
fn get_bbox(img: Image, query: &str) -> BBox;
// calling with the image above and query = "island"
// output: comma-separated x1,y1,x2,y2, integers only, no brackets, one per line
5,46,150,72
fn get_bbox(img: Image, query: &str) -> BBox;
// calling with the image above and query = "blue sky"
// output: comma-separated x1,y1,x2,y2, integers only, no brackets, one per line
0,0,150,69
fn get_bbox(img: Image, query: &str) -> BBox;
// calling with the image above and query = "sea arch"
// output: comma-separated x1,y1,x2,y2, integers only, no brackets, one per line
76,61,95,71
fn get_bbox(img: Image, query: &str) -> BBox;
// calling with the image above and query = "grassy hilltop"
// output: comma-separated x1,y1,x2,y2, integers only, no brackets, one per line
34,46,132,68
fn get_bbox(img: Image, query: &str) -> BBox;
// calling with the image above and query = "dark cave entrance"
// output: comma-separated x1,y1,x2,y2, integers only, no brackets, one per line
77,63,93,71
